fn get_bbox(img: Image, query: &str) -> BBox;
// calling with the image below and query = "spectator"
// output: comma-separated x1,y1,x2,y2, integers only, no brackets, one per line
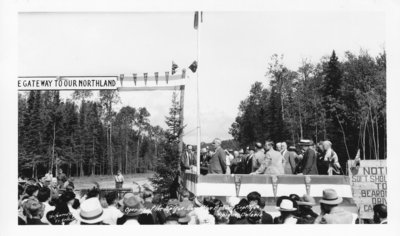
57,169,68,188
373,204,387,224
138,209,155,225
296,194,319,224
314,189,353,224
46,200,77,225
274,199,298,224
247,206,263,224
252,140,285,175
283,143,298,174
214,207,231,224
316,141,329,175
177,210,191,225
25,185,39,197
179,190,194,211
296,139,319,175
102,191,123,225
37,187,54,224
79,198,107,225
114,170,124,189
252,142,266,172
225,149,234,174
229,199,250,224
323,141,342,175
117,193,144,225
24,198,48,225
209,138,227,174
276,142,282,152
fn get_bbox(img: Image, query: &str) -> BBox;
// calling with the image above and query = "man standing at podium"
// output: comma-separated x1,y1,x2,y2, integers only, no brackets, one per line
209,138,227,174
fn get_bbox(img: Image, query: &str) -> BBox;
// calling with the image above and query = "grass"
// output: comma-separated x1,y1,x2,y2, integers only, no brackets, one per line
72,172,154,190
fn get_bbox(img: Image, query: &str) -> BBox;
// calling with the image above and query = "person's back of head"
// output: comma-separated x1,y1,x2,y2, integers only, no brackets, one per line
60,191,76,204
373,204,387,222
234,199,250,219
214,207,231,224
37,187,51,203
180,190,190,200
24,198,44,220
86,186,100,199
106,191,118,206
138,210,155,225
25,185,39,197
247,191,262,206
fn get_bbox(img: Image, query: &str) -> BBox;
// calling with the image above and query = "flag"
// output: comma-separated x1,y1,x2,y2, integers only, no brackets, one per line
189,61,198,73
171,61,178,75
194,11,203,30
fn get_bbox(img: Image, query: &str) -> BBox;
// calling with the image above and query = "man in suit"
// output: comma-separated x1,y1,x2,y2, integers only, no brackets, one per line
208,138,226,174
181,145,195,172
252,142,265,172
297,140,318,175
282,142,298,174
314,189,353,224
251,141,285,175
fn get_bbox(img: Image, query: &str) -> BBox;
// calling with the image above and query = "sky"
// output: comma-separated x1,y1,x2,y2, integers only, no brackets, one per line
18,11,385,144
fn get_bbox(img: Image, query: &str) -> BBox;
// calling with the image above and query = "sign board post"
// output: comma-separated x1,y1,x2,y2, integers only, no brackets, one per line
348,160,387,219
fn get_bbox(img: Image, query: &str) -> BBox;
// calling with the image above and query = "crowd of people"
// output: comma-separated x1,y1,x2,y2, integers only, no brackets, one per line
17,172,387,225
189,138,343,176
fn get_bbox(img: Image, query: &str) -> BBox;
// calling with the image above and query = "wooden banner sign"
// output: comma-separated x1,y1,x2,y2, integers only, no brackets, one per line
348,160,387,219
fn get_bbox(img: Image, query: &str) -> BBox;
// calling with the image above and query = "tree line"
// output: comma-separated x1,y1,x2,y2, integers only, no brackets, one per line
229,50,386,169
18,90,167,178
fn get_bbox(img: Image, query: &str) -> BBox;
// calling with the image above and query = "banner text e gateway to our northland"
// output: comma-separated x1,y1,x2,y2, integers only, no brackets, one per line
18,79,116,88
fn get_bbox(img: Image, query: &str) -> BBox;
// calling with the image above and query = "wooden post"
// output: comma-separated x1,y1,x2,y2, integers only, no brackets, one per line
178,85,185,162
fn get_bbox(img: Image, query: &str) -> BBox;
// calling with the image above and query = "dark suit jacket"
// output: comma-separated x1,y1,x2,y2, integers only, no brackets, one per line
300,149,319,175
209,147,226,174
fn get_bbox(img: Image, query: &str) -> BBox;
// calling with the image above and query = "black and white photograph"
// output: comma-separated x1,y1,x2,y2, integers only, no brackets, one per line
1,0,400,234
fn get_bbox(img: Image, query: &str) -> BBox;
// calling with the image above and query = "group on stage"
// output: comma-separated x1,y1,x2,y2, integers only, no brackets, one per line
182,138,343,176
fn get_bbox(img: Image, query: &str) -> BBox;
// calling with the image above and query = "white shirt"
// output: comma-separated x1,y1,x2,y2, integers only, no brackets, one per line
102,206,124,225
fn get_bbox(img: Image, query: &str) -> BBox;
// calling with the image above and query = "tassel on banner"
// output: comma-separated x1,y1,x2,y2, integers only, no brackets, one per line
133,73,137,86
155,72,159,85
119,74,124,86
165,71,169,84
182,69,186,78
234,175,242,197
144,73,148,86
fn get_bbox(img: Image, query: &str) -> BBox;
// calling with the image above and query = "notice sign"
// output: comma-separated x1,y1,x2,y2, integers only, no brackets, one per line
348,160,387,219
18,77,117,90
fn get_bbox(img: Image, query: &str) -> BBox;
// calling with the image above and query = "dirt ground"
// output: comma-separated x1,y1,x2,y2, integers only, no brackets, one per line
72,172,154,190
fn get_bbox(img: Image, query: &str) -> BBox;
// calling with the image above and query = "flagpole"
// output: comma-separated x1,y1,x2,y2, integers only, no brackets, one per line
196,12,201,175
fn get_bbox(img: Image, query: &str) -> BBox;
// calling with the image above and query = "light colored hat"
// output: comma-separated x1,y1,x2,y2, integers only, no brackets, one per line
142,183,154,192
319,189,343,205
79,198,104,224
276,199,297,211
299,139,313,146
119,193,143,216
297,194,316,206
226,196,241,208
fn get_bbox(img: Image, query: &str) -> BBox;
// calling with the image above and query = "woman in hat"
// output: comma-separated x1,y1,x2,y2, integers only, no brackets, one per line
274,198,299,224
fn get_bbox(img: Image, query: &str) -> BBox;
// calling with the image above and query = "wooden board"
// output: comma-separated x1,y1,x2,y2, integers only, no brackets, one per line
348,160,387,219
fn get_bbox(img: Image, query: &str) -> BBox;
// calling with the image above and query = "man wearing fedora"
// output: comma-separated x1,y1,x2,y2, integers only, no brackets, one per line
314,189,353,224
296,194,319,224
78,197,107,225
296,139,318,175
117,193,144,225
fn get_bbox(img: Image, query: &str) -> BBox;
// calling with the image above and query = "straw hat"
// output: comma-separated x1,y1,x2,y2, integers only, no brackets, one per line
78,198,104,224
276,199,297,211
319,189,343,205
297,194,316,206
